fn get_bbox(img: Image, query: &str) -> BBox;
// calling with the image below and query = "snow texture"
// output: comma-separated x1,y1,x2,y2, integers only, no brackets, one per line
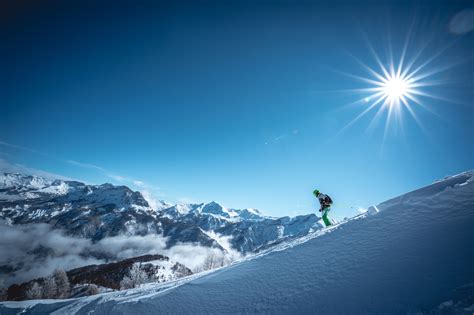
1,171,473,314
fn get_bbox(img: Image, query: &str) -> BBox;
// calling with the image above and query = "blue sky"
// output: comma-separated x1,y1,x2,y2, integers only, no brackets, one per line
1,0,473,218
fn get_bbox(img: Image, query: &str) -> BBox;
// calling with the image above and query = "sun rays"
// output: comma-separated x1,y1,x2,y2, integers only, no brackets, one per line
329,24,465,144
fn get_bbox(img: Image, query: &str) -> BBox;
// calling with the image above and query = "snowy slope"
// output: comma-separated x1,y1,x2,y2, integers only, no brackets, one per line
2,171,473,314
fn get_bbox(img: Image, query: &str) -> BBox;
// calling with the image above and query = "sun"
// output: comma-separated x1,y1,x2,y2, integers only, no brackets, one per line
331,30,458,141
355,56,422,111
382,76,411,103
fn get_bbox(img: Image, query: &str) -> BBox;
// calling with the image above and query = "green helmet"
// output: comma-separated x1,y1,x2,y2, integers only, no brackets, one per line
313,189,320,196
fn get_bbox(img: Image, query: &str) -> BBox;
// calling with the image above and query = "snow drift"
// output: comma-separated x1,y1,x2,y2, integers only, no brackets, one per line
1,171,473,314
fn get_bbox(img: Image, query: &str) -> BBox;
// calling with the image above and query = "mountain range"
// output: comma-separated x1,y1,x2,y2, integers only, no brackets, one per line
0,173,322,253
0,172,322,286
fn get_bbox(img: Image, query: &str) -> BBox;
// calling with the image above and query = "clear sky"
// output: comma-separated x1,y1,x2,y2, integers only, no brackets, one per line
1,0,473,218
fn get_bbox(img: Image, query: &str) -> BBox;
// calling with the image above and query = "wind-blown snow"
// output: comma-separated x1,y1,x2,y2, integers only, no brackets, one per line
1,171,473,314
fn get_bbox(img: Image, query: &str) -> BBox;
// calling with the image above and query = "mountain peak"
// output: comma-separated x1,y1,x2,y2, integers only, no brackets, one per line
1,173,52,189
201,201,242,220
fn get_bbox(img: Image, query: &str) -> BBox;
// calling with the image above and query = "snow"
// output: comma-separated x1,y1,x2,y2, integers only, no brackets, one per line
145,260,175,280
1,171,474,314
200,201,235,218
0,192,23,201
161,201,268,222
0,174,70,201
37,181,70,195
161,203,194,219
367,205,379,215
0,173,52,190
0,173,153,216
201,229,240,254
232,207,268,220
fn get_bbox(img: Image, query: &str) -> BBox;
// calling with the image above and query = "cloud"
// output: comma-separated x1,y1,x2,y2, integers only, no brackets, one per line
66,160,106,172
203,231,234,253
0,159,73,181
265,128,300,145
128,181,163,209
133,180,145,187
0,141,47,157
449,9,474,34
0,222,102,286
141,190,160,209
0,221,241,287
94,234,239,272
108,174,126,182
273,134,288,142
95,234,168,261
65,160,126,183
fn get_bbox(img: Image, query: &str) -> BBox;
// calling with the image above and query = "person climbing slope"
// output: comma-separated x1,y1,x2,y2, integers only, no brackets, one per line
313,189,333,227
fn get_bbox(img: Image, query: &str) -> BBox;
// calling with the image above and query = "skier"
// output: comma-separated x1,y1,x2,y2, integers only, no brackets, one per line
313,189,333,227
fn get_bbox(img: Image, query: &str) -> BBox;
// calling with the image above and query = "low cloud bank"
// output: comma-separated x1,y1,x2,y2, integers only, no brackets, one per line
0,221,241,287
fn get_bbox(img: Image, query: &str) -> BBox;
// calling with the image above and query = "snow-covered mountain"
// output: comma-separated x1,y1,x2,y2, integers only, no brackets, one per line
0,173,149,208
0,173,321,253
161,201,267,222
159,200,320,252
4,171,472,314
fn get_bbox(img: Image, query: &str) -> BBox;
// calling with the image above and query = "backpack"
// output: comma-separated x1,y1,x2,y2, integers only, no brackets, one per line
324,195,333,205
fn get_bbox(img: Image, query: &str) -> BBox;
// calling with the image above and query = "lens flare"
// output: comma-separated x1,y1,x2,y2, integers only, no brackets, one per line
382,76,410,103
331,27,461,142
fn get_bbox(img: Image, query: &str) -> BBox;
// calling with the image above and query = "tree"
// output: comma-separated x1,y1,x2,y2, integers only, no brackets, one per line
0,279,8,301
86,284,99,296
203,252,216,270
26,282,43,300
120,264,148,290
120,275,133,290
0,288,6,302
53,269,70,299
0,279,7,301
42,276,57,299
201,251,226,271
195,249,240,273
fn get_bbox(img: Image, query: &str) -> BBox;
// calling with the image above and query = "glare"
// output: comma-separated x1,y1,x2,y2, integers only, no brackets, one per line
331,28,458,142
382,76,410,103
